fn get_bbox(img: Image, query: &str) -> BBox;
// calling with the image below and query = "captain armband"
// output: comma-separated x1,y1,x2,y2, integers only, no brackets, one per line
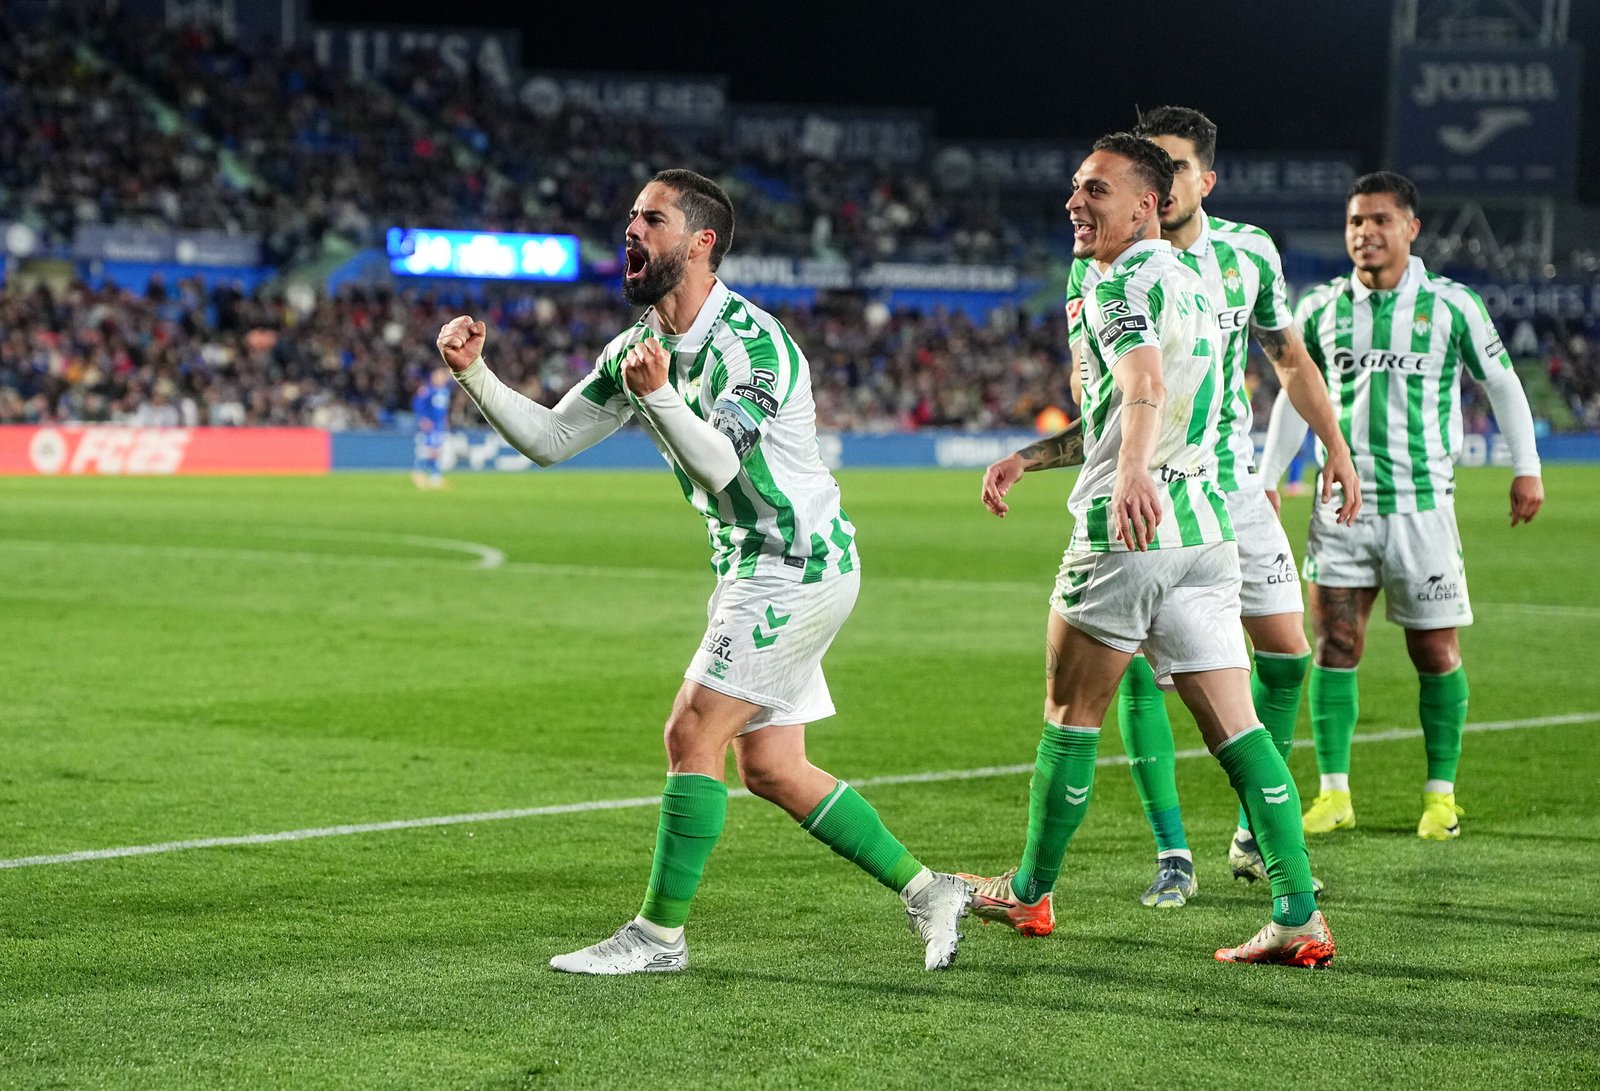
710,398,763,459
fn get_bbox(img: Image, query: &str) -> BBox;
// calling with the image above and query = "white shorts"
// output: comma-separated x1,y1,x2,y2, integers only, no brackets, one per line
1227,488,1304,618
1302,501,1472,629
1049,542,1250,687
685,569,859,732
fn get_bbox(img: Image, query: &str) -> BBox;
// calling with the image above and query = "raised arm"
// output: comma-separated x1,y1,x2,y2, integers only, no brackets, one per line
621,338,741,494
438,316,626,467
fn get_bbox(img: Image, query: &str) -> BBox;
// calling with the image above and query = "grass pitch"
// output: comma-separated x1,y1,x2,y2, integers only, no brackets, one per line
1,466,1597,1089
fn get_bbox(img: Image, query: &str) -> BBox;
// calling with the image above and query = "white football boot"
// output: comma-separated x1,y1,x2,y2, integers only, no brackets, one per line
549,921,687,975
903,871,973,970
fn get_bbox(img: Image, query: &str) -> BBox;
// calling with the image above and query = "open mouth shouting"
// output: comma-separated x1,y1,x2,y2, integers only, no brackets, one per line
624,244,650,284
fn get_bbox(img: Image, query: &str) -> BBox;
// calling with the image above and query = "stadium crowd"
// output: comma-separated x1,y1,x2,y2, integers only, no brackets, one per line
1546,320,1600,428
0,8,1580,436
2,9,1033,269
0,277,1091,434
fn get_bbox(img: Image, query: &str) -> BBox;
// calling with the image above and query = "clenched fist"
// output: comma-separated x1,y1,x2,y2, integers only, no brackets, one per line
436,316,487,373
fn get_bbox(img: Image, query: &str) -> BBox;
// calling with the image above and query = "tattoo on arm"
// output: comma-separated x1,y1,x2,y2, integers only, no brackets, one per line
1127,398,1159,410
1254,325,1291,363
1015,425,1086,472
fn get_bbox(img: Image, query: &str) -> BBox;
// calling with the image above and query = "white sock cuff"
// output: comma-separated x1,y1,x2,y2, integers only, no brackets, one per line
632,915,684,944
1045,722,1100,735
899,866,934,901
801,780,848,830
1214,724,1268,754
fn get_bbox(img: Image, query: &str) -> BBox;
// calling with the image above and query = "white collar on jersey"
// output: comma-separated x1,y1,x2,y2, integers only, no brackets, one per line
643,277,730,354
1176,215,1213,258
1104,237,1172,273
1349,255,1427,301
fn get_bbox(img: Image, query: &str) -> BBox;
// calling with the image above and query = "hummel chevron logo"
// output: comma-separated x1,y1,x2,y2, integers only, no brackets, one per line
1262,784,1290,805
752,606,791,650
1064,785,1090,805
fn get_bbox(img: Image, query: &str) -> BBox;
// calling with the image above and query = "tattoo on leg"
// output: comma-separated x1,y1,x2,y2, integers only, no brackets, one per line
1314,587,1367,663
1046,640,1060,680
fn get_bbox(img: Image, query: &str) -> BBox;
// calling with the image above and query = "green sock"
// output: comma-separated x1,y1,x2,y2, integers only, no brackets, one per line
1310,665,1359,778
801,782,922,892
1419,666,1469,783
1241,651,1311,828
1012,722,1100,904
1215,727,1316,926
639,773,728,928
1118,657,1187,853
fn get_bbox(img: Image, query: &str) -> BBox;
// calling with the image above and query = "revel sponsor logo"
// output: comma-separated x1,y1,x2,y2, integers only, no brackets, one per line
1099,315,1149,347
1332,349,1431,374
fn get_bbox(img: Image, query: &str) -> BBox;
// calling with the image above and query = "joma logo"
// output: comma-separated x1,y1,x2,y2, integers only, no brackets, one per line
1411,61,1558,106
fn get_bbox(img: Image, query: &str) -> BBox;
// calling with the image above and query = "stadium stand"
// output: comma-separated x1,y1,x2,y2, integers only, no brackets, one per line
0,6,1589,436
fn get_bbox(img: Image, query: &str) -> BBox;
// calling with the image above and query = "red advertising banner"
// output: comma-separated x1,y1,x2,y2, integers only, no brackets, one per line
0,427,330,476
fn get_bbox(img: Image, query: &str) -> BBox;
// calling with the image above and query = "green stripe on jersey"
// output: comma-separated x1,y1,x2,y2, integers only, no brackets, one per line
1407,289,1437,509
1367,293,1396,513
1169,481,1202,547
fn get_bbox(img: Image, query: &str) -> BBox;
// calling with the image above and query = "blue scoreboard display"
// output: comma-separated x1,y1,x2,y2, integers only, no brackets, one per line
386,228,581,281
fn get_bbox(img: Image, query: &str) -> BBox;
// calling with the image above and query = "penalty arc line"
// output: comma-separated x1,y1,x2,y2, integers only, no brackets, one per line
1,711,1594,872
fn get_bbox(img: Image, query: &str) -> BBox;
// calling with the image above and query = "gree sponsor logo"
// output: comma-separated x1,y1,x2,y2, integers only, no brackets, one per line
1217,307,1250,331
1331,349,1431,374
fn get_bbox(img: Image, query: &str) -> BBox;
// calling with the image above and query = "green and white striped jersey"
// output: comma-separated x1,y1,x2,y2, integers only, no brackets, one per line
1070,239,1233,552
574,279,857,582
1296,256,1518,514
1068,215,1291,493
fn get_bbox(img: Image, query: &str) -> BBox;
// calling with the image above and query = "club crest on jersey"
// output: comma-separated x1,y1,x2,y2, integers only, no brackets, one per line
1223,266,1242,291
1335,313,1354,331
1413,313,1433,337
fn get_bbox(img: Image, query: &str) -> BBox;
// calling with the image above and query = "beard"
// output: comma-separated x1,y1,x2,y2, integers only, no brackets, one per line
1160,203,1198,233
622,242,689,306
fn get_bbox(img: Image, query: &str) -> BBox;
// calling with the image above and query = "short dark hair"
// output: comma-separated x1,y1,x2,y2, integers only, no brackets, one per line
653,168,735,270
1090,132,1175,206
1348,170,1420,215
1133,105,1219,170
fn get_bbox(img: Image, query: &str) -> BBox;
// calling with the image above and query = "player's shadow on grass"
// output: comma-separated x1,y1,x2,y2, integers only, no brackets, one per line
691,966,1584,1050
1334,899,1598,932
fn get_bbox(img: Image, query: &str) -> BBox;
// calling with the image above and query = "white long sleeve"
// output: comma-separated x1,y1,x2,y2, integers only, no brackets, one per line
453,357,625,466
1476,362,1542,477
635,384,741,493
1259,391,1310,489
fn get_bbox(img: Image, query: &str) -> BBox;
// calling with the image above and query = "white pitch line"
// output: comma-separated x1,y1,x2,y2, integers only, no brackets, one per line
1,711,1593,872
2,536,1598,617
